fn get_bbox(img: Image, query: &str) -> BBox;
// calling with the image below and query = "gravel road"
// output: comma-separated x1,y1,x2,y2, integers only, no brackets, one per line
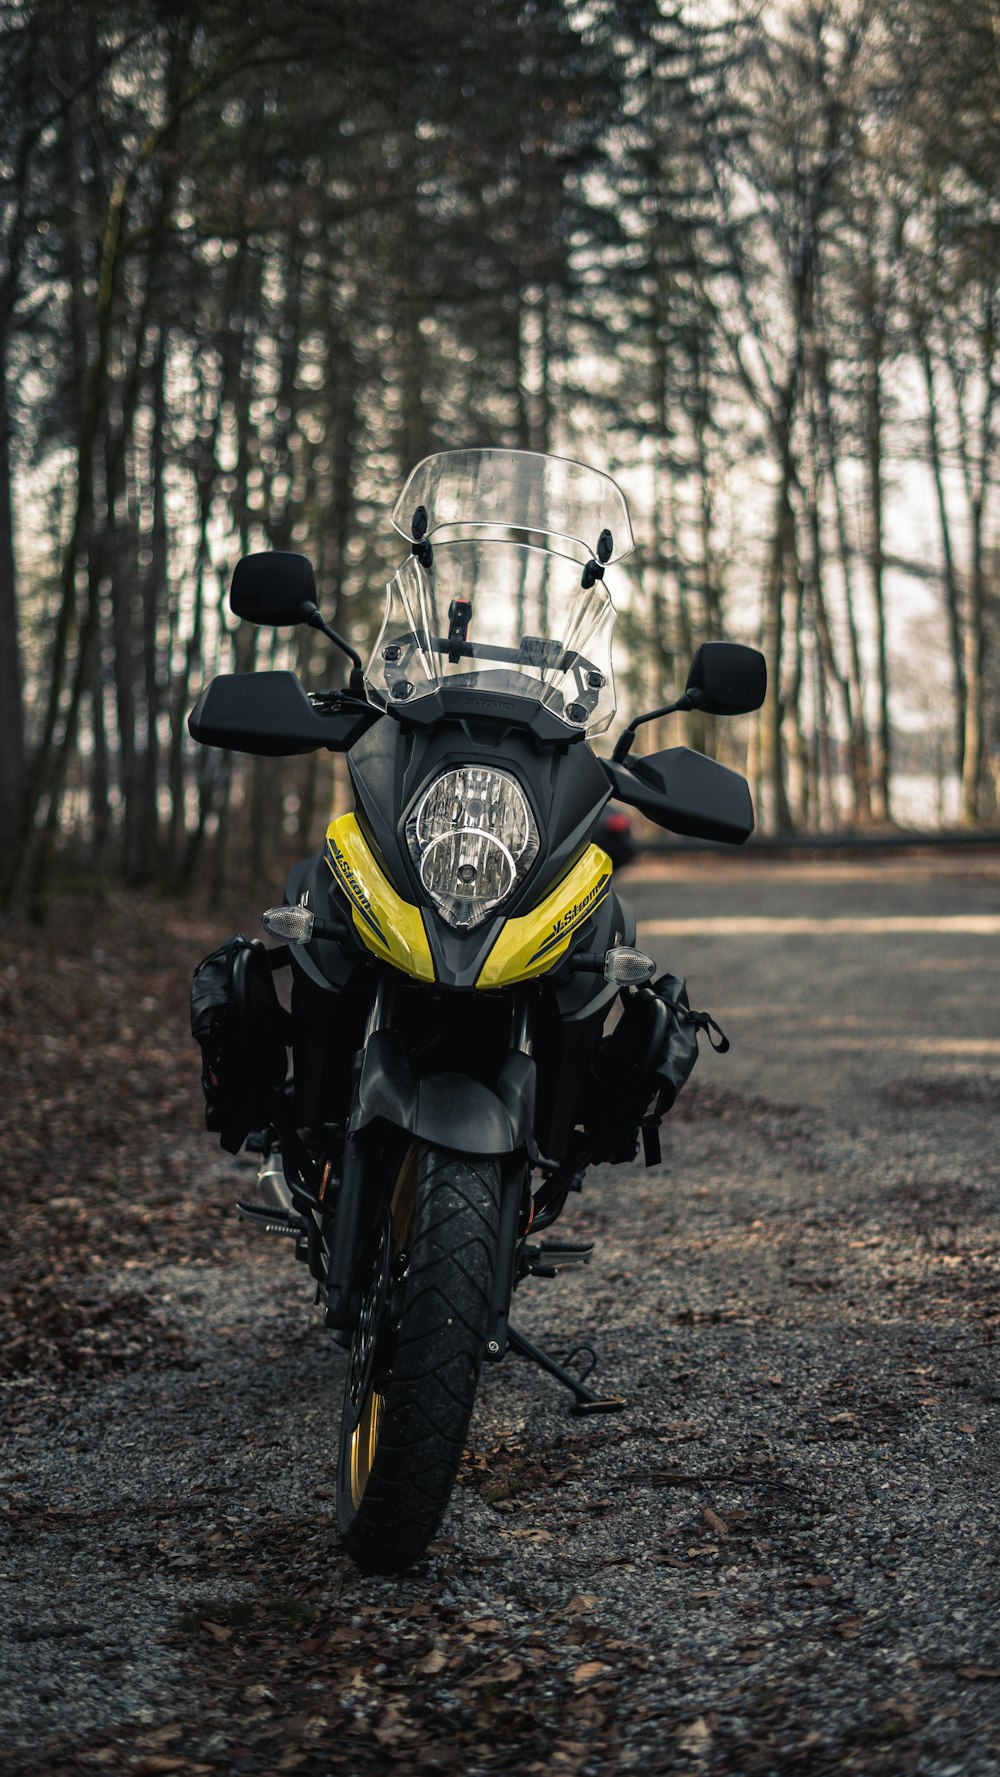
2,853,998,1775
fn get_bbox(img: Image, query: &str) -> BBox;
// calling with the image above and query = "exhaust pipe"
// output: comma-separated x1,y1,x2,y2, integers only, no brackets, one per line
235,1150,306,1237
255,1154,295,1214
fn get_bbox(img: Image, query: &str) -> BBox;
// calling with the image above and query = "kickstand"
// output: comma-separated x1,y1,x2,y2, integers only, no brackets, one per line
506,1325,625,1415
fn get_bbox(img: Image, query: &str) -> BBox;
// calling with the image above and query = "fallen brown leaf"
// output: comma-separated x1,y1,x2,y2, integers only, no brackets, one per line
463,1656,525,1689
573,1661,609,1683
135,1730,182,1752
677,1716,713,1753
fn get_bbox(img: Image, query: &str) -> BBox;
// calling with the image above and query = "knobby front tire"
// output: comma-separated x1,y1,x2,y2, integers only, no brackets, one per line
335,1140,501,1574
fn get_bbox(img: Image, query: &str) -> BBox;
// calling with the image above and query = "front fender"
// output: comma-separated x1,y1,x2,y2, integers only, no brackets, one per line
349,1029,536,1157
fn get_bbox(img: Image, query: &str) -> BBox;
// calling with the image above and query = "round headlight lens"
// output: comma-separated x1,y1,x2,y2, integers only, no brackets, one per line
406,767,539,930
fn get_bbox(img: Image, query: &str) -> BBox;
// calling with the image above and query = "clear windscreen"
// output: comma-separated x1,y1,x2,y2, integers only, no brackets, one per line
365,539,619,736
391,449,634,563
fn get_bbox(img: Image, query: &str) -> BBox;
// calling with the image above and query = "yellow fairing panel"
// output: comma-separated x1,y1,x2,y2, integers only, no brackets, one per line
475,845,613,989
324,814,435,982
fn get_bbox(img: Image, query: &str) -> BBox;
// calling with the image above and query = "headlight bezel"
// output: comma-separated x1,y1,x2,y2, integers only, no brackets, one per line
404,764,541,932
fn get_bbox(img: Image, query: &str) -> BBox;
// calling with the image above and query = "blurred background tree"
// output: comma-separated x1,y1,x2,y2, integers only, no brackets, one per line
1,0,997,910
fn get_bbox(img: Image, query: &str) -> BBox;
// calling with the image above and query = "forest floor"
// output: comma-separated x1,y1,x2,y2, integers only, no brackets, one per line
1,851,999,1775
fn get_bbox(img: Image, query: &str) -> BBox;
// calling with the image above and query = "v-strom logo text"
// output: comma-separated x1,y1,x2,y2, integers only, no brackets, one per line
326,837,387,945
531,873,611,962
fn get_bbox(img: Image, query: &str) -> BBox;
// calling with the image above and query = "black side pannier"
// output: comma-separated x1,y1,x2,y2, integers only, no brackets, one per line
585,972,727,1165
191,935,291,1152
650,972,704,1113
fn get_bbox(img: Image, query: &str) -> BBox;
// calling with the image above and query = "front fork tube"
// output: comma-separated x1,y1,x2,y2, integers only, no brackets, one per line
484,1160,530,1362
325,976,390,1330
324,1133,364,1329
485,989,534,1363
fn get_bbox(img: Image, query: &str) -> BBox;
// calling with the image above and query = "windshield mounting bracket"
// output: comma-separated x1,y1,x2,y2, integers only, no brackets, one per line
447,598,472,663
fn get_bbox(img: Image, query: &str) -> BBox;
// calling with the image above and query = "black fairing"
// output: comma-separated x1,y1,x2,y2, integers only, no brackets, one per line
264,695,749,1160
280,848,634,1160
345,712,612,988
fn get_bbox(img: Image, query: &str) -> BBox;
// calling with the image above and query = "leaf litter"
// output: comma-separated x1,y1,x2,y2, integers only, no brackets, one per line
2,886,1000,1774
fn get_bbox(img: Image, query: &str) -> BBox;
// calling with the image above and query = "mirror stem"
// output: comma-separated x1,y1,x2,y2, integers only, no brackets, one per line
611,690,700,763
306,608,364,676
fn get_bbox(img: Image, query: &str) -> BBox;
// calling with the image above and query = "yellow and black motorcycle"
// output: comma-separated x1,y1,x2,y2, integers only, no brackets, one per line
189,449,765,1573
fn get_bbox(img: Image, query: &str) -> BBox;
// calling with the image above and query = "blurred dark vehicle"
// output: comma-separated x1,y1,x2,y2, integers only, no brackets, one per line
597,806,637,869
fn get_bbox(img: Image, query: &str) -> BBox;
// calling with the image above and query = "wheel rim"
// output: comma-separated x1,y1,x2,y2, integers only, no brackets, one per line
348,1144,418,1510
350,1386,384,1509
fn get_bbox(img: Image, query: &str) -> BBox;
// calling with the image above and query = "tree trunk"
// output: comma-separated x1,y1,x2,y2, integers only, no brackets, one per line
135,329,171,880
0,22,41,856
0,391,24,855
812,329,871,823
960,497,986,824
760,451,794,833
864,308,891,823
959,290,996,824
783,545,807,829
918,338,966,786
89,652,112,866
802,382,851,824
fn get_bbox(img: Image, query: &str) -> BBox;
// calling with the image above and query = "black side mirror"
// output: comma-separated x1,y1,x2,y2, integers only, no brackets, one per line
686,642,767,716
229,553,365,681
230,552,319,626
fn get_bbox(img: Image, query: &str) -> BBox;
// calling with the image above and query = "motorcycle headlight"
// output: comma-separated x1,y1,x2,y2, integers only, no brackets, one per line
405,766,540,931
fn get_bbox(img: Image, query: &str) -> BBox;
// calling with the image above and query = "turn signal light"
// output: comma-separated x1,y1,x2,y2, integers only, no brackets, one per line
262,905,314,941
603,947,656,985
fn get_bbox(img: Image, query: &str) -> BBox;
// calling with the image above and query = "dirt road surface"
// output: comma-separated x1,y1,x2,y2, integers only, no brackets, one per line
1,852,998,1774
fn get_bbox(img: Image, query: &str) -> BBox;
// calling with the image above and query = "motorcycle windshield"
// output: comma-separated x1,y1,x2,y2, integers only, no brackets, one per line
366,538,619,736
390,449,634,564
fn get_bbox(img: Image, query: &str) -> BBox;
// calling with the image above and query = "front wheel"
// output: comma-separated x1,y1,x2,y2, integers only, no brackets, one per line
336,1140,501,1573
